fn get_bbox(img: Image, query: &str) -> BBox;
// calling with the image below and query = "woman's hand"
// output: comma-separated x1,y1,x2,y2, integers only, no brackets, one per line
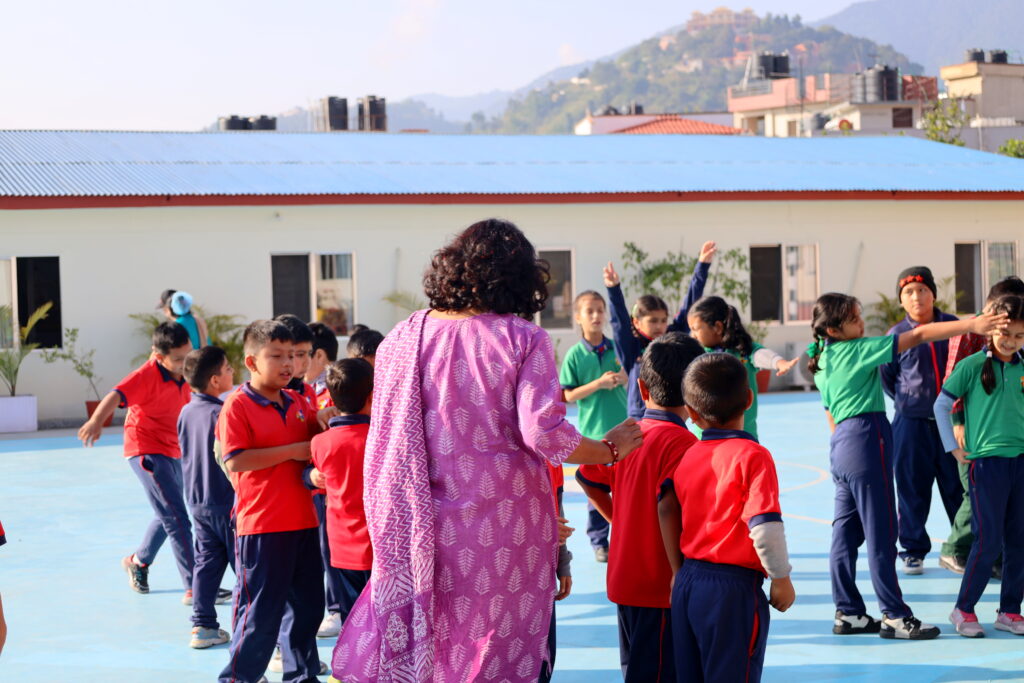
603,262,620,288
557,516,575,544
604,418,643,461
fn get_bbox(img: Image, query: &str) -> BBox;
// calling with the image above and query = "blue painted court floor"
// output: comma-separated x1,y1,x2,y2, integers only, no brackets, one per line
2,392,1023,681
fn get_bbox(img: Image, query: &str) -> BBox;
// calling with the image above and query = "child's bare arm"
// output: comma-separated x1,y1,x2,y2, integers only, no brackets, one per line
78,391,120,446
824,409,836,434
658,488,684,576
896,312,1007,353
225,442,310,473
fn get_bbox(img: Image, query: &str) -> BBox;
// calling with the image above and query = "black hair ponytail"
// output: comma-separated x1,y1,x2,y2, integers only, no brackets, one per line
808,293,861,374
690,296,753,356
980,294,1024,394
631,294,669,340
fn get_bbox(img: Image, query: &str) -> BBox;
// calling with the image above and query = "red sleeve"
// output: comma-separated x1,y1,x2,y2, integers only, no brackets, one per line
659,432,696,491
310,432,326,471
219,399,254,460
577,462,612,491
741,451,782,525
113,363,153,409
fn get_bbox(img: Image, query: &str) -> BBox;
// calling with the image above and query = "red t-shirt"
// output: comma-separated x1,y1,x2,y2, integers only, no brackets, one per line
577,411,696,608
114,360,191,459
670,430,782,576
310,415,372,570
0,518,6,547
316,387,334,410
217,383,319,536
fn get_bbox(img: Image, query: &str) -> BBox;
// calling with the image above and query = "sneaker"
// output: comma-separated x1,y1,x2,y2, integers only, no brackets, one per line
994,612,1024,635
268,648,283,673
833,610,881,635
215,588,233,605
594,546,609,563
881,615,941,640
950,608,985,637
182,589,193,606
902,557,924,575
318,612,342,638
190,626,230,649
939,554,967,574
121,555,149,594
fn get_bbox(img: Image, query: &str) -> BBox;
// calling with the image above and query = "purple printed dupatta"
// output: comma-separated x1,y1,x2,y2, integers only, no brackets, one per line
332,310,435,682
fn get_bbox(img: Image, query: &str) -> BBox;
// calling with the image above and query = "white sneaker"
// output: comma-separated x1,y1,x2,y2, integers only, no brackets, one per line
881,615,940,639
902,557,924,575
318,612,342,638
267,647,283,673
189,626,229,649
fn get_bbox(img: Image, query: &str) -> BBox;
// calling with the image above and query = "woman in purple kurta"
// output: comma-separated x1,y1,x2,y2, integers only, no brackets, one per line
331,220,643,682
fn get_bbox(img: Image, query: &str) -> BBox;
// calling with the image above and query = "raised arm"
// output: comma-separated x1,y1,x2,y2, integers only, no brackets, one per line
671,241,716,331
604,262,639,371
896,312,1006,354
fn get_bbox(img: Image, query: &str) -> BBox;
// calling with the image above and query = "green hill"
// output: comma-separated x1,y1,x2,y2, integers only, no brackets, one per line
478,14,922,134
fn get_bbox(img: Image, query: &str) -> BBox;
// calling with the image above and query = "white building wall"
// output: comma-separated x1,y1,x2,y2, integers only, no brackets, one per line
1,199,1021,422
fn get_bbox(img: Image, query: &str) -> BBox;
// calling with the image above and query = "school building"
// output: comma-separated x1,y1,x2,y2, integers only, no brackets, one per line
1,130,1023,424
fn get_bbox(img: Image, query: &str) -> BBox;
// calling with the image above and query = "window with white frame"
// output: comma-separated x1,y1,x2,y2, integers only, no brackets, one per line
537,249,574,330
749,244,819,322
0,256,63,349
270,252,355,335
955,241,1018,313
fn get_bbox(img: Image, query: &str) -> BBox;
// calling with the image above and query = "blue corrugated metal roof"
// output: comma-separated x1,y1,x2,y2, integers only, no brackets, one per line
1,130,1023,197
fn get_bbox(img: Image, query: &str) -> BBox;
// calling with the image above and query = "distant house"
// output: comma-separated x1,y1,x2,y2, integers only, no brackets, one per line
1,131,1022,421
574,111,736,135
612,116,742,135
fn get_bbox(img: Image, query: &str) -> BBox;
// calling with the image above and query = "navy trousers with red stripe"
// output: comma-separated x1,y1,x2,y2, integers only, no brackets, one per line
616,604,674,682
671,560,768,683
219,527,324,683
892,415,962,560
829,413,911,618
956,455,1024,614
128,454,194,590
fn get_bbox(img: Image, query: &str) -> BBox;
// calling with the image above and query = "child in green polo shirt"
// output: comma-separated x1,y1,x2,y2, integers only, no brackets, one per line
807,292,1005,640
561,290,628,561
936,294,1024,638
686,295,799,441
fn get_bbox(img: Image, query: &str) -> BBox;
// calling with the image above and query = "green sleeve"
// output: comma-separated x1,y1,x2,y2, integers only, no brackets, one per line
559,346,579,389
856,335,899,369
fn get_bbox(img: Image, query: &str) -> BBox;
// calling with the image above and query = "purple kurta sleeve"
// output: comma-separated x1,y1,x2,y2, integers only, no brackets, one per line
516,328,583,466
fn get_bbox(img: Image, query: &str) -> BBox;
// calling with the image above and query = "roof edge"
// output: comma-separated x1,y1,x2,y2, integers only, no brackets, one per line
3,190,1024,210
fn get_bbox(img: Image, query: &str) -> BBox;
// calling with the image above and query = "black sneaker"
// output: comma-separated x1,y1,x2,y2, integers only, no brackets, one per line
880,615,941,640
215,588,233,604
121,555,149,594
833,610,881,634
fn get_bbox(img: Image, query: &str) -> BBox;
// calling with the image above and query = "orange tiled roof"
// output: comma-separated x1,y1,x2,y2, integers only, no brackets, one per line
615,116,741,135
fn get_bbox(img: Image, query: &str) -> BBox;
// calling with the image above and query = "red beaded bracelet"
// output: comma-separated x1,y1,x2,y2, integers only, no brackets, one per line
601,439,620,464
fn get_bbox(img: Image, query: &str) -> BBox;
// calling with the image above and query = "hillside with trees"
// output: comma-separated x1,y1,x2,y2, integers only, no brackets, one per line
473,14,922,134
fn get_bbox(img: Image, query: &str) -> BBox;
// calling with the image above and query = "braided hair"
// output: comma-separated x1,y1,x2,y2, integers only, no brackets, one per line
980,294,1024,395
807,293,861,374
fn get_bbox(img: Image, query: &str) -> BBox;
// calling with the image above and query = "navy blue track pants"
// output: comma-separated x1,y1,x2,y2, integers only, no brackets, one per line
128,454,194,590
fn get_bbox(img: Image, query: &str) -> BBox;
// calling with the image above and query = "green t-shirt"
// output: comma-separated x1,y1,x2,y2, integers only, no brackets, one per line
691,343,764,441
942,351,1024,459
817,335,897,425
559,338,628,439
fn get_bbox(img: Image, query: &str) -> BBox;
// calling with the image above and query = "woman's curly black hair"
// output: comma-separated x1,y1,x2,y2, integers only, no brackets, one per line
423,218,551,317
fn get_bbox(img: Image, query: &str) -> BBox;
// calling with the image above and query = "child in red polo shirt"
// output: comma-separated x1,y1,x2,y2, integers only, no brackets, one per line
308,359,374,648
216,320,324,683
576,332,705,683
658,353,795,683
79,322,194,598
306,322,339,410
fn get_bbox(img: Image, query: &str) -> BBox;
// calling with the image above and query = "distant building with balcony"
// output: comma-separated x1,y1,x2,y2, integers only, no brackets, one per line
941,50,1024,152
686,7,758,35
574,107,737,135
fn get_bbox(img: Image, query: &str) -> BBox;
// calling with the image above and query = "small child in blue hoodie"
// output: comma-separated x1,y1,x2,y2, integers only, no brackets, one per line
178,345,237,649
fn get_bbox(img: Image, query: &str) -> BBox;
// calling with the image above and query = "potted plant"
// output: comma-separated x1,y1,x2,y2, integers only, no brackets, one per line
0,301,52,432
41,327,110,426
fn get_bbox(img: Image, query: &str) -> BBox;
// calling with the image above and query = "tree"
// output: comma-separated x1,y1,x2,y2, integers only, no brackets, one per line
998,139,1024,159
921,99,968,147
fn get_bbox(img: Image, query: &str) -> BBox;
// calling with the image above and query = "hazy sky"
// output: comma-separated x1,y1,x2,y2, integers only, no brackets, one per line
1,0,854,130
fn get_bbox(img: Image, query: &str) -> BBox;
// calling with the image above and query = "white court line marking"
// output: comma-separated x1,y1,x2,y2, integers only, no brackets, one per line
777,460,830,494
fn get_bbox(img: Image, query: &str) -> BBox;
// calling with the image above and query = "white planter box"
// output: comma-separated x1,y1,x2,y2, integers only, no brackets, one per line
0,395,38,433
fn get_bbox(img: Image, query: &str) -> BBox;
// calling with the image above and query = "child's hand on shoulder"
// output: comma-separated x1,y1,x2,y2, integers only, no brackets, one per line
317,406,341,429
775,357,800,376
951,447,970,465
698,241,717,264
769,576,795,612
603,262,620,288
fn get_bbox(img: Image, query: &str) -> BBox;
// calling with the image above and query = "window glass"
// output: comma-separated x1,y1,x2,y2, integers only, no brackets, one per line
954,243,982,313
16,256,62,348
988,242,1016,285
271,254,311,321
784,245,818,322
538,250,573,330
315,254,354,335
750,246,782,321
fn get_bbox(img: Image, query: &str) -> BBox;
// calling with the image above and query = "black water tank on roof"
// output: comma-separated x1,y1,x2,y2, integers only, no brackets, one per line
249,115,277,130
773,53,790,77
989,49,1009,64
965,49,985,63
219,115,250,131
326,97,348,131
879,66,900,101
758,52,775,79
